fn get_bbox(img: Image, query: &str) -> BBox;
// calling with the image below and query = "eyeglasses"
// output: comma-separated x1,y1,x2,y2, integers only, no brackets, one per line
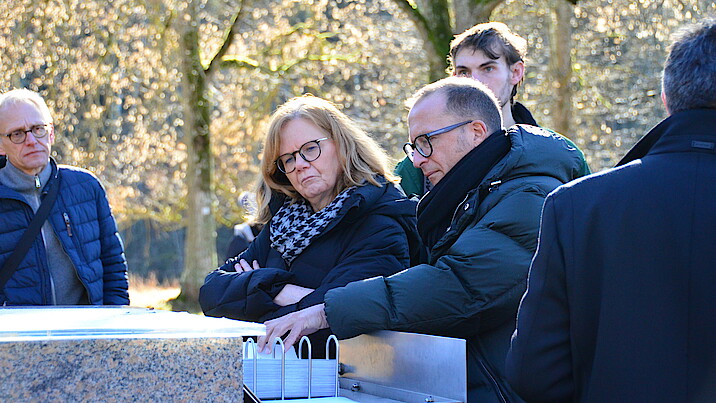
3,124,52,144
403,120,472,160
275,137,329,174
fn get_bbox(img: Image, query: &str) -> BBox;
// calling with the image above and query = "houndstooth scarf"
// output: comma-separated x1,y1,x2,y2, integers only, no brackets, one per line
270,187,356,265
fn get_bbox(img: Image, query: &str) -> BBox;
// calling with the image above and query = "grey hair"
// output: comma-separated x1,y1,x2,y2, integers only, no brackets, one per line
406,76,503,134
0,89,53,123
662,19,716,114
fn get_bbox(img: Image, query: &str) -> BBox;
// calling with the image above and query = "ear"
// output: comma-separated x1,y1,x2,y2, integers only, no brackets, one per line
468,120,489,147
661,91,670,115
48,124,56,144
509,61,525,86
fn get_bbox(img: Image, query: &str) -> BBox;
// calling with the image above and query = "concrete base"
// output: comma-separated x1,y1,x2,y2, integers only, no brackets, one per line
0,337,243,401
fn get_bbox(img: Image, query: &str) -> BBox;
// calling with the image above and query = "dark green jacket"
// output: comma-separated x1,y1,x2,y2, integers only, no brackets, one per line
324,125,586,403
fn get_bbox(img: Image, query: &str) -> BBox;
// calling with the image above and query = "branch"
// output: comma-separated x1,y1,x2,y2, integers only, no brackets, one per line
205,0,250,78
279,52,361,74
219,52,360,75
390,0,431,36
219,56,274,74
390,0,450,80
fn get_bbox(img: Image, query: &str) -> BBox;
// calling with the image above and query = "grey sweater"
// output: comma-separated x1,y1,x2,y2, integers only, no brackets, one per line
0,161,88,304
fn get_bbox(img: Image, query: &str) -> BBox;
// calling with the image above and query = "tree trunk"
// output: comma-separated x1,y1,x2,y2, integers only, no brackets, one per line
178,0,218,305
392,0,453,81
453,0,504,32
548,0,574,135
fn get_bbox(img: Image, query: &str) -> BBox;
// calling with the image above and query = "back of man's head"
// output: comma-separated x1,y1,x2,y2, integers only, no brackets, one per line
407,76,503,134
0,89,53,123
448,22,527,75
662,19,716,114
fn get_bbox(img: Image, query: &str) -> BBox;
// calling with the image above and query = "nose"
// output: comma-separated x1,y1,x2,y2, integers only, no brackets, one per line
412,151,427,169
294,153,311,171
24,131,39,145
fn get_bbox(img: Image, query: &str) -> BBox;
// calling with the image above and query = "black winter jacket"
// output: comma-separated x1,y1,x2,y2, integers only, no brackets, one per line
506,109,716,402
200,181,421,350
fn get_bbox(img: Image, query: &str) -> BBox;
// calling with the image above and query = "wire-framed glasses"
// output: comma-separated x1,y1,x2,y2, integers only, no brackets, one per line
403,120,473,160
275,137,329,174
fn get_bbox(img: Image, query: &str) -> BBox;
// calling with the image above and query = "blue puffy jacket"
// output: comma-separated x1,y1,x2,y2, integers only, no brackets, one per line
0,159,129,305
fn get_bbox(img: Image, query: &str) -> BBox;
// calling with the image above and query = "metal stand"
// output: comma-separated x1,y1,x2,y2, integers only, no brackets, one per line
243,331,466,403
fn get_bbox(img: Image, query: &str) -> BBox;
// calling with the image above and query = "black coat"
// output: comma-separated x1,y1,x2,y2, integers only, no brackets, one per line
506,109,716,402
200,181,421,351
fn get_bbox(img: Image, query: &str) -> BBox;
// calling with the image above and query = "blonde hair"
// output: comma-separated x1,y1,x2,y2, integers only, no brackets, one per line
254,95,397,224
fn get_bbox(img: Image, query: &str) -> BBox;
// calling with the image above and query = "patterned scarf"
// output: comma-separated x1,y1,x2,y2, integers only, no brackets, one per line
270,186,356,265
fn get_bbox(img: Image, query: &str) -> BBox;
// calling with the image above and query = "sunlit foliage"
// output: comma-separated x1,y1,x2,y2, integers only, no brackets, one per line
2,0,714,280
0,0,184,224
0,0,427,230
493,0,716,169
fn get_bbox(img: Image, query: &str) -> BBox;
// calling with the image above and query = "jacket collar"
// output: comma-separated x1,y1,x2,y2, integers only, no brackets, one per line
0,158,58,200
617,109,716,166
512,102,539,126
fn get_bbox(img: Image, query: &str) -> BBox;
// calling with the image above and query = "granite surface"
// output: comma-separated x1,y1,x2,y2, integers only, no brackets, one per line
0,337,244,402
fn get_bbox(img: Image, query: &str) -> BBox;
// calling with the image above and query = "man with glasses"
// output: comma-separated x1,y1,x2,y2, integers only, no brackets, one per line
257,77,585,402
396,21,589,198
0,88,129,306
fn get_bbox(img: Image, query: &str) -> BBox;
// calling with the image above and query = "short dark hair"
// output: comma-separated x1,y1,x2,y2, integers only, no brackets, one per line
662,19,716,114
407,77,503,135
448,22,528,101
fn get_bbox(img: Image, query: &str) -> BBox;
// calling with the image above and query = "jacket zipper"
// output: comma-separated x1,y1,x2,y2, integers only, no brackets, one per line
63,213,73,237
477,356,509,403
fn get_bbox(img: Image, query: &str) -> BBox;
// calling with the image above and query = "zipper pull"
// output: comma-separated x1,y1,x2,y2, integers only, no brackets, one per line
488,180,502,192
63,213,73,237
35,175,41,189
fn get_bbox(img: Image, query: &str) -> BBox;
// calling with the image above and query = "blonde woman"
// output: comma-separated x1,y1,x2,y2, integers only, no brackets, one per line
200,95,421,355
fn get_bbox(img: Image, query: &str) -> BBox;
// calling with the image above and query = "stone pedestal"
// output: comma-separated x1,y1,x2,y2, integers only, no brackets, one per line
0,307,264,402
0,338,242,401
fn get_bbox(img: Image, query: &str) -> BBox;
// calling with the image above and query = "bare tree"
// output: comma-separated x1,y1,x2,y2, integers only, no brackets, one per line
177,0,249,305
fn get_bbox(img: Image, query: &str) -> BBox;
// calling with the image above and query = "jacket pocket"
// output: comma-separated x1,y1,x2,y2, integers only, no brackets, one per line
62,211,88,265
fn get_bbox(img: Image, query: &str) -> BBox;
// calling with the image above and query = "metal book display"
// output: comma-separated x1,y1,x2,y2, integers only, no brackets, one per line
243,336,340,400
243,331,467,403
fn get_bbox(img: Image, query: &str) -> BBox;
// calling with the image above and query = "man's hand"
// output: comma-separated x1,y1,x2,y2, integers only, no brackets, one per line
257,303,329,354
273,284,314,306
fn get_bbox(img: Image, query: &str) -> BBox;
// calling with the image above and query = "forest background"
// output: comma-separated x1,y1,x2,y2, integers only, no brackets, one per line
1,0,713,308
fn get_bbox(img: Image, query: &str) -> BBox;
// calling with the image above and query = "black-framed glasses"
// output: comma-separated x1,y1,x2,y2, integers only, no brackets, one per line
403,120,472,160
275,137,329,174
3,124,52,144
